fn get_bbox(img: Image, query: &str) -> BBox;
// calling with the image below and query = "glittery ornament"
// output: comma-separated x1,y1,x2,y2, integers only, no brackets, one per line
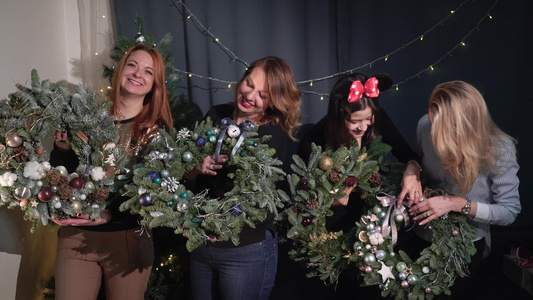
230,205,243,215
318,156,334,171
196,136,206,146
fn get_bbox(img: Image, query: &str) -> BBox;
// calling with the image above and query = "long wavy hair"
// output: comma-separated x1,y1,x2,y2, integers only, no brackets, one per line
233,56,301,141
429,80,516,195
109,44,173,146
326,73,392,150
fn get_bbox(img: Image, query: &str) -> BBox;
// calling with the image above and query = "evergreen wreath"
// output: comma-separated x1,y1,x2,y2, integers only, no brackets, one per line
279,138,401,282
120,117,286,251
281,138,477,299
0,70,125,231
350,188,477,299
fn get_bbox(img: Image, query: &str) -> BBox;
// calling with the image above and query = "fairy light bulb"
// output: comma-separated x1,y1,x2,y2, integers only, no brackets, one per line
488,14,493,19
461,41,466,46
385,56,388,61
395,86,399,91
228,83,232,88
430,66,434,71
451,10,455,14
420,35,424,41
320,96,324,100
188,73,192,77
310,81,313,87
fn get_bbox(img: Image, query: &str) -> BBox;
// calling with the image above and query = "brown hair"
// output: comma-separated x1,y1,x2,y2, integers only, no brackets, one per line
234,56,301,141
109,44,173,145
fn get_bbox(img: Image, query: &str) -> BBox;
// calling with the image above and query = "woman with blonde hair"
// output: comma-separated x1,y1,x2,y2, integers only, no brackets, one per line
402,80,521,298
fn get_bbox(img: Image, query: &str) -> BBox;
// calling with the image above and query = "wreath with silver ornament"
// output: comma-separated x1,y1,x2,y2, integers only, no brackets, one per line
349,188,477,299
120,117,286,251
279,138,401,282
0,70,126,231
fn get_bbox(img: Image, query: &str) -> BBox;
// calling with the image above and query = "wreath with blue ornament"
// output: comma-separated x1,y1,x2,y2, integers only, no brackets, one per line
281,138,477,299
120,117,286,251
0,70,126,231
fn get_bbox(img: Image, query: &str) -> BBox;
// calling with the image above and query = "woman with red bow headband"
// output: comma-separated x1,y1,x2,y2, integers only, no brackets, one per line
286,73,422,298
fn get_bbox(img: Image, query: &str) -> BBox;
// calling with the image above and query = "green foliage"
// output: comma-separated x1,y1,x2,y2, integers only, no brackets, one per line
0,70,126,231
279,137,397,284
120,118,285,251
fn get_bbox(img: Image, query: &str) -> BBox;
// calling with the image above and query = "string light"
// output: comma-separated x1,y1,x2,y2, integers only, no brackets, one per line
170,0,498,98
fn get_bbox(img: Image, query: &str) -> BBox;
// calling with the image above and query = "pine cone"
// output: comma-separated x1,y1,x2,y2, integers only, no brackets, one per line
13,147,29,162
46,171,62,185
55,210,69,221
306,199,319,210
369,173,382,188
86,193,98,205
292,204,304,215
96,187,109,201
328,170,340,183
59,176,69,185
57,184,73,199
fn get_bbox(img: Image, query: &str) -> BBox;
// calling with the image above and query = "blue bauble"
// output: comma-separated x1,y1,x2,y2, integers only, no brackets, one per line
196,136,206,147
180,192,188,198
139,193,152,206
230,205,243,216
147,171,159,180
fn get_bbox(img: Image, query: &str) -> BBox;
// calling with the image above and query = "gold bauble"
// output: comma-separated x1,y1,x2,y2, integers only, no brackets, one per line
318,156,334,171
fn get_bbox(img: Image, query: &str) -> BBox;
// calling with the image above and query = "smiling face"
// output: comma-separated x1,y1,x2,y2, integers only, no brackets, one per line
235,68,269,122
119,50,155,99
344,106,374,146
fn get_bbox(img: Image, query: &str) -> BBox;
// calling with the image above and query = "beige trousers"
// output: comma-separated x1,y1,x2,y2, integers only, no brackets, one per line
54,226,153,300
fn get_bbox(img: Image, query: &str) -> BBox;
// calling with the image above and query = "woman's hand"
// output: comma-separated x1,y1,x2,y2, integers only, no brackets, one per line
50,209,111,226
53,128,71,150
397,163,422,207
409,195,466,225
185,155,228,180
332,185,355,206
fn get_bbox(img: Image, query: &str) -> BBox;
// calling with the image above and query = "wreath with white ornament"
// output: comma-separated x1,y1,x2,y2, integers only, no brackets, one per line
281,138,477,299
0,70,126,231
279,138,401,281
120,117,286,251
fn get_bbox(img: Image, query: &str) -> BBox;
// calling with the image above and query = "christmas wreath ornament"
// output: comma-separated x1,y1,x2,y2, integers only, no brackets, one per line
120,118,286,251
279,137,400,284
351,189,477,299
0,70,126,231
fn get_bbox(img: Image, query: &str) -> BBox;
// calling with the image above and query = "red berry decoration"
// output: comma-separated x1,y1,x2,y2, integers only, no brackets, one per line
37,187,53,202
298,179,310,191
69,177,84,190
302,217,312,227
343,176,359,187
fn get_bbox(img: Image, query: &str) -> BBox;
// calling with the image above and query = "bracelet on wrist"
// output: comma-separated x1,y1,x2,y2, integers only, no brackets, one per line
407,160,422,172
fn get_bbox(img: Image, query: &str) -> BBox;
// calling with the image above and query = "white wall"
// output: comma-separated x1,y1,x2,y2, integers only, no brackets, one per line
0,1,81,299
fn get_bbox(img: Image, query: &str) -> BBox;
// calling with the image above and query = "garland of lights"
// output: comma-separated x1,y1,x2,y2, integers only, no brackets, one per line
0,70,126,231
119,118,285,252
282,140,477,299
168,0,498,98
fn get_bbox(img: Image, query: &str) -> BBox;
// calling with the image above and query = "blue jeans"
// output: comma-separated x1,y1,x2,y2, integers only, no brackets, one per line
190,230,278,300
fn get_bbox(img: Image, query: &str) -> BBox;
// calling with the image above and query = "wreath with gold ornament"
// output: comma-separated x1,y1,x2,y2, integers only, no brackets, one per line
120,117,285,252
279,138,401,282
0,70,126,231
280,137,478,299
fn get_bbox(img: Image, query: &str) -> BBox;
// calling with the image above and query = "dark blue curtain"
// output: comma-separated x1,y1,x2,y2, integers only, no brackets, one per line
113,0,533,226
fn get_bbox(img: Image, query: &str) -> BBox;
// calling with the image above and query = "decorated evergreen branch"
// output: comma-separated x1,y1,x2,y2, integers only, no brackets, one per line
279,137,400,284
350,188,477,299
120,118,286,251
0,70,126,231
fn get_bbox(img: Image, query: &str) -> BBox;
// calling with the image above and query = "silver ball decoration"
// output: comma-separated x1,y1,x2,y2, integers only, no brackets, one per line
398,271,408,280
6,134,23,147
13,187,31,200
363,253,376,264
407,274,419,285
176,201,188,212
55,166,68,176
71,200,83,211
422,266,430,274
375,250,386,261
85,181,95,190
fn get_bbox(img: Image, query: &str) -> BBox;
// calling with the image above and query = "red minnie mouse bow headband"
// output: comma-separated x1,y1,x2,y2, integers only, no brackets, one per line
347,77,380,103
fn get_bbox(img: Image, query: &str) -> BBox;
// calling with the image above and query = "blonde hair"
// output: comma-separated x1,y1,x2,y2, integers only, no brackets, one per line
234,56,301,141
429,80,516,195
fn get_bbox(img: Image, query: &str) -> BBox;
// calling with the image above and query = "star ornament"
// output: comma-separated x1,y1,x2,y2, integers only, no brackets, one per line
378,261,395,283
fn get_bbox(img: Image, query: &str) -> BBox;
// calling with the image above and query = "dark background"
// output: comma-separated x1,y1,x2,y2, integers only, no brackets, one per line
111,1,533,298
113,0,532,228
